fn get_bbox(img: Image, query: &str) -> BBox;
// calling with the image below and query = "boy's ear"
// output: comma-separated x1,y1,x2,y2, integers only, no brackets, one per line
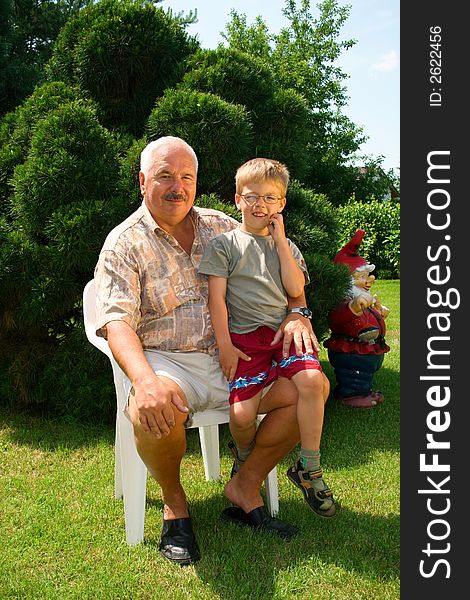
278,197,287,211
235,193,242,210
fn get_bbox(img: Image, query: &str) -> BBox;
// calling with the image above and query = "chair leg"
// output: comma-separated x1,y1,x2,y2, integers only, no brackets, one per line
264,467,279,516
117,413,147,545
114,414,123,500
198,425,220,481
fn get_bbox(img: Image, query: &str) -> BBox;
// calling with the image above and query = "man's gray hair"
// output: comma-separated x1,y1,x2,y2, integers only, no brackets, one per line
140,137,198,175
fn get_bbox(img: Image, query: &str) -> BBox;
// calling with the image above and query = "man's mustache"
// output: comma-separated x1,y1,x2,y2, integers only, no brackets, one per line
164,193,187,201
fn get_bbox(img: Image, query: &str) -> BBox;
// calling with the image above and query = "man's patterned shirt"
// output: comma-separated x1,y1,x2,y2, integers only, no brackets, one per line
94,201,238,355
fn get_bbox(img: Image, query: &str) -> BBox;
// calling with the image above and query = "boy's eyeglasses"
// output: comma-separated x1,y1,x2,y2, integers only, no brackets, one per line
239,194,282,205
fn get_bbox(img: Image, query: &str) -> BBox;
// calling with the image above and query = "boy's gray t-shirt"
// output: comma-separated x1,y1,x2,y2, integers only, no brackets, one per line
198,227,309,334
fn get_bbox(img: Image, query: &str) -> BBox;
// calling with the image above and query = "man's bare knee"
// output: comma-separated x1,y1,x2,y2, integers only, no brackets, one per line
128,388,188,439
259,377,298,413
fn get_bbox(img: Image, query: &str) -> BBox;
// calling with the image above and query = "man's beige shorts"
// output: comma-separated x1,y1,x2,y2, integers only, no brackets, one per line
123,350,230,427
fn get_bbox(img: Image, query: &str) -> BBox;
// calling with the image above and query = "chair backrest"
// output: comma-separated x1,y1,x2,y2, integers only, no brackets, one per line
83,279,131,412
83,279,113,359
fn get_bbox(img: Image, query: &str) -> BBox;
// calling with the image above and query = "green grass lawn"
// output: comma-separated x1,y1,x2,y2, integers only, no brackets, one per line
0,280,400,599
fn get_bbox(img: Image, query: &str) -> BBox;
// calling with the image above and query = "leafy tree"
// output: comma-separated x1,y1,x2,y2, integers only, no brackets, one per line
222,0,387,204
386,166,400,199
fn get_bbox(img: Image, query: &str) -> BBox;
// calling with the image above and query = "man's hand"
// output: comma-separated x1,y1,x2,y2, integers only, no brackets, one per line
106,320,188,438
271,313,320,357
131,373,188,438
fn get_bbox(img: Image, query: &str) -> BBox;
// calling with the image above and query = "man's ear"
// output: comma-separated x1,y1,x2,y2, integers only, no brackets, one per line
139,171,145,195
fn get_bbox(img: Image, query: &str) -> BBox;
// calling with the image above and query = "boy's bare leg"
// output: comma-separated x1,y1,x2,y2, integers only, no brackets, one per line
229,393,261,452
128,377,190,520
285,370,336,517
224,377,300,513
292,369,325,451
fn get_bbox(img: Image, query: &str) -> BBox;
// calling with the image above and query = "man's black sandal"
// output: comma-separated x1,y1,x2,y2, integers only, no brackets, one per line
221,506,298,540
159,517,201,566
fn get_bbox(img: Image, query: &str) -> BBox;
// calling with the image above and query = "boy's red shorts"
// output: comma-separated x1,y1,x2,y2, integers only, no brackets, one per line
228,325,322,404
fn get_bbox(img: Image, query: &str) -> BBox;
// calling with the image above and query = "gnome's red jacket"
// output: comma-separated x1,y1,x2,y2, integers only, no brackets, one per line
324,300,390,355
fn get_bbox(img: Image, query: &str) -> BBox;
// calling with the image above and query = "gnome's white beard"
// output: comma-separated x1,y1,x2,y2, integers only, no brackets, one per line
352,284,367,298
349,284,374,304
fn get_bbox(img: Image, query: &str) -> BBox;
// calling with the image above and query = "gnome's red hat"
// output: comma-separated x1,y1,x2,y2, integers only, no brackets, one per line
334,229,375,273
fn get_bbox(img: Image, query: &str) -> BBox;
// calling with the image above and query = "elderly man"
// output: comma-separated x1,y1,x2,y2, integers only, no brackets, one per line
94,136,320,565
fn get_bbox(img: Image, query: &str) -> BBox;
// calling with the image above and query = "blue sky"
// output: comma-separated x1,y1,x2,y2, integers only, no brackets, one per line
161,0,399,172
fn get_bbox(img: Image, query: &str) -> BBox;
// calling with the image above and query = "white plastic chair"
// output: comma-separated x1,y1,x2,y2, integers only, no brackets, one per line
83,279,279,545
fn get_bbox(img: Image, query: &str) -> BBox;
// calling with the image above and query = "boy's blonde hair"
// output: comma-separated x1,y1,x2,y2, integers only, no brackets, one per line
235,157,290,196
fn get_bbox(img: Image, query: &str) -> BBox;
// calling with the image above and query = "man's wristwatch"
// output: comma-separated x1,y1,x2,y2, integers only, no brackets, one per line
287,307,313,319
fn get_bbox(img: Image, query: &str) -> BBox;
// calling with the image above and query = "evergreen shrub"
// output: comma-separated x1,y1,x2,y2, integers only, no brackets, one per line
282,181,350,338
303,252,352,340
180,50,310,181
284,181,339,256
180,47,274,113
0,99,124,416
0,81,91,207
252,89,311,181
146,89,253,198
36,326,115,423
0,0,371,419
46,0,198,136
10,101,122,241
195,193,240,221
117,137,148,216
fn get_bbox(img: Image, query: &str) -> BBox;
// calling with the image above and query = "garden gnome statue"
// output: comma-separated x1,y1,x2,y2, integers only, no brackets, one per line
324,229,390,408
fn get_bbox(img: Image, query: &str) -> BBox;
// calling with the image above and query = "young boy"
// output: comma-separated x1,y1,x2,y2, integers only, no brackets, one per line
198,158,335,517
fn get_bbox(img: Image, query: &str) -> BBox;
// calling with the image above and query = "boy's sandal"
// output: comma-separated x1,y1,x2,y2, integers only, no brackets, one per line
287,462,336,517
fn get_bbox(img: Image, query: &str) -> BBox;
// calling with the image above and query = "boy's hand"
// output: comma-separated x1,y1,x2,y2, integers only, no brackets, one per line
219,344,251,382
268,212,287,244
